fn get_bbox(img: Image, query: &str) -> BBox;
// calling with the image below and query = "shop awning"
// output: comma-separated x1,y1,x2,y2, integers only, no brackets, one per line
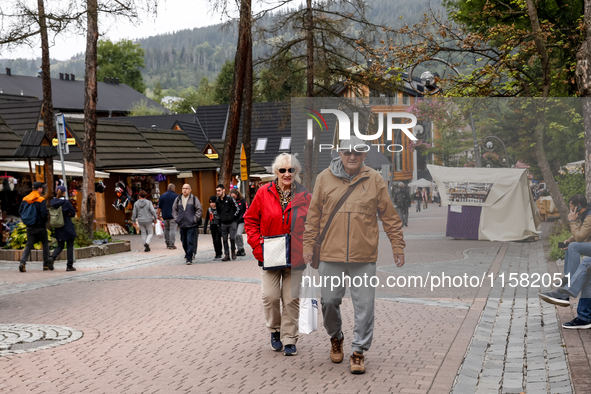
0,160,110,178
250,173,275,182
107,168,180,175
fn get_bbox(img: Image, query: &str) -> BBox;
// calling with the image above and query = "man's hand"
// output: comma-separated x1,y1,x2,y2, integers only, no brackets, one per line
304,252,313,265
567,207,580,222
393,253,405,267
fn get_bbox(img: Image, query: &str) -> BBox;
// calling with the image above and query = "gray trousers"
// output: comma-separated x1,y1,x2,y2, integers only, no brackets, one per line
396,206,408,226
139,222,153,245
221,222,237,255
20,227,49,264
163,219,176,246
319,261,376,354
235,223,245,251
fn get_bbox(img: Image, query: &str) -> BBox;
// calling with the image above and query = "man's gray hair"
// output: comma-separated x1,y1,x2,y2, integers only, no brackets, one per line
168,184,175,191
398,182,405,188
339,136,367,151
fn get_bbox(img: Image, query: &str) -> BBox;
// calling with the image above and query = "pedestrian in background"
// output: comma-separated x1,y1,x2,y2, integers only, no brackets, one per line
132,190,158,252
216,184,239,261
18,181,49,272
203,196,223,261
244,153,311,357
157,184,178,250
422,188,429,211
394,182,411,227
47,186,77,271
173,184,202,265
230,189,248,257
414,188,422,212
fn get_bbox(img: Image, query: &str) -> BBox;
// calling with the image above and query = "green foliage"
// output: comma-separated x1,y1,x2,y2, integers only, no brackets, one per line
548,222,572,261
72,218,92,248
557,170,585,205
173,77,217,113
93,229,112,243
258,52,305,102
5,222,51,250
98,39,147,93
152,81,163,104
213,60,234,105
129,99,166,116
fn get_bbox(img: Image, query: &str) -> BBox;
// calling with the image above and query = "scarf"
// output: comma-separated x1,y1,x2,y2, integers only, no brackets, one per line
275,181,292,210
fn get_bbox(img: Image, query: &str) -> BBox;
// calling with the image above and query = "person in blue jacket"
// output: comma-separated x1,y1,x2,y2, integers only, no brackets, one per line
47,186,77,271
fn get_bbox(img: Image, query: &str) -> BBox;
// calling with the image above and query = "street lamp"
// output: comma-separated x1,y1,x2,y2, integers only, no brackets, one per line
481,135,513,168
408,57,483,168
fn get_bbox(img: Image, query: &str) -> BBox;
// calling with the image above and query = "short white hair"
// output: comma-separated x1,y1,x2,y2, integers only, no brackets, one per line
271,153,301,183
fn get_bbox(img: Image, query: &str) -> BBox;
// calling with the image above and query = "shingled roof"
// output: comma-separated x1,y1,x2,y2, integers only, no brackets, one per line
0,115,23,159
65,119,173,170
13,130,57,158
104,113,196,129
0,73,168,115
138,128,218,171
0,99,42,137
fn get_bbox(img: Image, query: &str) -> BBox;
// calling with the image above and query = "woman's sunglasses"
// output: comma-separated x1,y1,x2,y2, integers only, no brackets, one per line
341,151,365,157
278,168,294,174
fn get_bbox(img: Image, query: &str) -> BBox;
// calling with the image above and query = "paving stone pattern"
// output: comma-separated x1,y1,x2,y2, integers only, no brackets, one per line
0,324,83,356
452,242,573,394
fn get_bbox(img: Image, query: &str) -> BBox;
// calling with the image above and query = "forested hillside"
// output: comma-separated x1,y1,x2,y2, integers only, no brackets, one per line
0,0,442,94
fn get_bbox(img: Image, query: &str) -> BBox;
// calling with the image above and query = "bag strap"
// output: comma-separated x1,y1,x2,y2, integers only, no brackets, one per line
315,177,367,246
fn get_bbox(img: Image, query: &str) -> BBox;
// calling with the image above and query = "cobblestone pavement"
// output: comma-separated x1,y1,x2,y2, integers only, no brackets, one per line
452,242,573,394
0,206,582,393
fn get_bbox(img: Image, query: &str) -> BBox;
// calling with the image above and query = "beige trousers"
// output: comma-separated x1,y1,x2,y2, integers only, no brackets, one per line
260,267,302,345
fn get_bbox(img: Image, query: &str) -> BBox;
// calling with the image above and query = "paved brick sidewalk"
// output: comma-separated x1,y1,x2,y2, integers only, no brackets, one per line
0,206,581,393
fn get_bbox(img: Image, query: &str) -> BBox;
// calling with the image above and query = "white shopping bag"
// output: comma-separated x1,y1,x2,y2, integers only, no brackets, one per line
299,264,318,334
155,220,164,238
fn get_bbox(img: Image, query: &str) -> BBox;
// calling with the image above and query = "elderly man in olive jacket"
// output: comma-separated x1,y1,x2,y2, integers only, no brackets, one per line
303,137,405,375
172,184,202,265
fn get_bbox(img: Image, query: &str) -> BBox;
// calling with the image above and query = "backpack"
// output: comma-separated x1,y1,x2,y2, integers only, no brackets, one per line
21,202,38,226
395,191,407,207
49,206,65,228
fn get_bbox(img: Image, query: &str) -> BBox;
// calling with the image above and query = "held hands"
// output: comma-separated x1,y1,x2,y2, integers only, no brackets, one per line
567,207,580,222
393,253,405,267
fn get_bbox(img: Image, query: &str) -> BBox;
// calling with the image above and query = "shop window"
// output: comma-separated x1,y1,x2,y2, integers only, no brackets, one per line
403,93,410,106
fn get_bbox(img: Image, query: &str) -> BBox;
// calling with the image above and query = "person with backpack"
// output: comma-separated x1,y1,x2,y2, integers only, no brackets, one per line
47,186,77,271
132,190,158,252
18,181,50,273
172,184,202,265
215,184,239,261
394,182,411,227
203,196,223,260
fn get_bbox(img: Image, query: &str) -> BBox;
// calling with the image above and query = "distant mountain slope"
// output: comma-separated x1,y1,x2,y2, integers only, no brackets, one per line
0,0,442,93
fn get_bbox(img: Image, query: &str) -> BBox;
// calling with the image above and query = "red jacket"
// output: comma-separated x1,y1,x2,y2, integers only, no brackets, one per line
244,181,312,268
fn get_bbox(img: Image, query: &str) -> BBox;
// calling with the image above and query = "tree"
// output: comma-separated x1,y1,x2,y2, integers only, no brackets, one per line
258,51,305,102
129,98,165,115
218,0,251,190
213,60,234,104
152,81,163,103
97,38,146,93
575,0,591,202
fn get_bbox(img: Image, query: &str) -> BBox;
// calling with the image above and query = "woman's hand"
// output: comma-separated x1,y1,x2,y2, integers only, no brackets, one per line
304,252,313,265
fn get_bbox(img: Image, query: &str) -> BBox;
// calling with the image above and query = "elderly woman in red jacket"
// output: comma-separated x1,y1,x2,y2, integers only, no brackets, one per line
244,153,311,357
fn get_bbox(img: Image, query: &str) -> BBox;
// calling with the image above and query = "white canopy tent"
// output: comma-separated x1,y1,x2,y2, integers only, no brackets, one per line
427,164,540,242
408,178,433,188
0,160,110,178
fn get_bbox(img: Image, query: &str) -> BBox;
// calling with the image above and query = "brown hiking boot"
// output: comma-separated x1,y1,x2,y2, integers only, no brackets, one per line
231,250,236,260
221,255,230,261
350,351,365,374
330,335,344,363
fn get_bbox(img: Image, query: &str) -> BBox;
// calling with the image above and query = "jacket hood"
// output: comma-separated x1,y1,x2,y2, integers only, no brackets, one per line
23,190,44,204
136,199,149,208
330,157,368,182
50,198,67,208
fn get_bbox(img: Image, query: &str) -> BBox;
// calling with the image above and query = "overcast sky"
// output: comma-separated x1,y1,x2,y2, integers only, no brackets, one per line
2,0,233,60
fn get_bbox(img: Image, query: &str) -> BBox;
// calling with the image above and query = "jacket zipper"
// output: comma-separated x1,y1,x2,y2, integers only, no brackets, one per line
346,212,350,262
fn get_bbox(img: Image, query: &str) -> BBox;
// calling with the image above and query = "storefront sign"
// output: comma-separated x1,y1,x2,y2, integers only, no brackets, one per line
52,138,76,146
